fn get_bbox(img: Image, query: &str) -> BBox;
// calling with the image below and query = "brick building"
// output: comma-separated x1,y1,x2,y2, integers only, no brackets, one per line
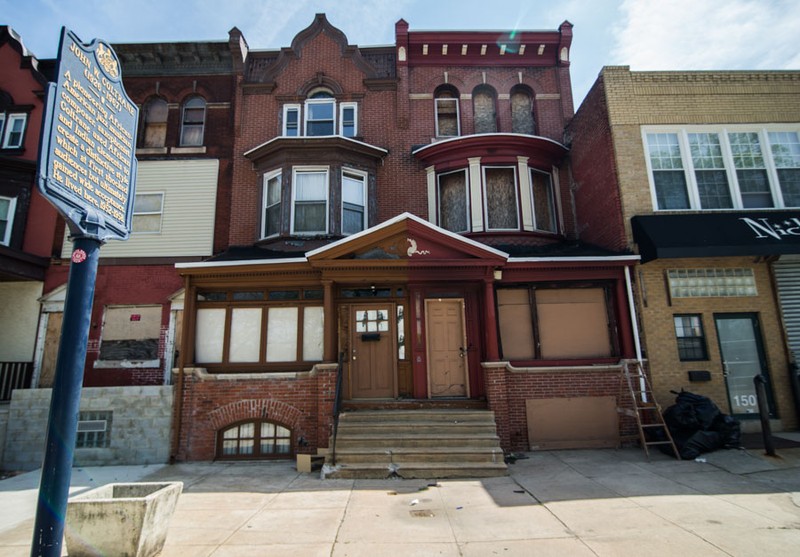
171,15,642,475
569,66,800,433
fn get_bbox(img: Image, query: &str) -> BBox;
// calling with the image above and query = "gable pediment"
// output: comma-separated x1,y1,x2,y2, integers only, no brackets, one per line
306,213,508,265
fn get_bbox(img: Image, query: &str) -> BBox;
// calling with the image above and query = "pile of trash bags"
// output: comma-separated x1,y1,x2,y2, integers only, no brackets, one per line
660,390,741,460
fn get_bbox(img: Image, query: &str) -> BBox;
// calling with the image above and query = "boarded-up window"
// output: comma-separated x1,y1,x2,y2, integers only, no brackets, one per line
497,289,535,359
531,169,556,232
473,86,497,134
510,87,535,135
484,167,519,230
438,170,468,232
98,306,162,362
142,97,168,148
536,288,611,359
435,88,460,137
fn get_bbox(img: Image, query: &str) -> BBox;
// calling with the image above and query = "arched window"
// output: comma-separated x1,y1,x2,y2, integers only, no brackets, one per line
435,85,460,138
510,86,535,135
472,85,497,134
141,97,168,148
305,90,335,136
180,96,206,146
217,419,293,459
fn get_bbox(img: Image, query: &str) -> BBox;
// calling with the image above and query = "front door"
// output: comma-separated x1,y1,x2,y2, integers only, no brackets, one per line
350,304,396,399
425,299,469,398
714,313,775,417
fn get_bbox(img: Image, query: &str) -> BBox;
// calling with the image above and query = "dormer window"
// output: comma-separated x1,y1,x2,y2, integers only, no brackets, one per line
305,91,335,136
281,93,358,138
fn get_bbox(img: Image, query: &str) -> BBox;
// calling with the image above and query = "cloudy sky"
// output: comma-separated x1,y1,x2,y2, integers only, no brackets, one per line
3,0,799,104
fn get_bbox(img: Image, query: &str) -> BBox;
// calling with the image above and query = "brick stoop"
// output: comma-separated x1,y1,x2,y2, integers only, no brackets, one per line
324,409,507,479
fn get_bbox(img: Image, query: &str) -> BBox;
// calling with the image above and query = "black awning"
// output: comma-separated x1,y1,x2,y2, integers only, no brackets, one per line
632,212,800,263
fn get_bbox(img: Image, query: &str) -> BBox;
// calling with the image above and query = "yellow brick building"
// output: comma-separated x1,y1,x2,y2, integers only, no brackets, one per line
569,67,800,432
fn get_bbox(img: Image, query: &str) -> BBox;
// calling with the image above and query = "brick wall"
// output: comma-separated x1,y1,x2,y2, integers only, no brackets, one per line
173,366,337,461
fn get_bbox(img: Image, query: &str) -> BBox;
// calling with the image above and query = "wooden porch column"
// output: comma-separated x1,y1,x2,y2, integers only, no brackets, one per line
483,277,500,361
323,279,335,362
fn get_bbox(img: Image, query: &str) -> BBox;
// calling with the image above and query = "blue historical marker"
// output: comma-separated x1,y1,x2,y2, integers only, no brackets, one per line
32,28,138,557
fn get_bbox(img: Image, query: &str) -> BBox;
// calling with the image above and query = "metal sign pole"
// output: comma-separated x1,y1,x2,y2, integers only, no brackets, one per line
30,238,101,556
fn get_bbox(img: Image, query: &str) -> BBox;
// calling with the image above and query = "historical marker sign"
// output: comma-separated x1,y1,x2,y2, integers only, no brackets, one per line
38,28,138,241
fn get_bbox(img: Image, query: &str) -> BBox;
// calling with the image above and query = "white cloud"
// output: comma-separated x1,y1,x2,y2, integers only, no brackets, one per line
612,0,800,71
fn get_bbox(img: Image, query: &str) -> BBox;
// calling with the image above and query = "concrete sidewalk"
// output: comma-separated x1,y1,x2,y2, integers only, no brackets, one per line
1,446,799,556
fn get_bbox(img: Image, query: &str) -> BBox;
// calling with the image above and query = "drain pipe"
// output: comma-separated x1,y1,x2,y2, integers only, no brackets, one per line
624,265,647,400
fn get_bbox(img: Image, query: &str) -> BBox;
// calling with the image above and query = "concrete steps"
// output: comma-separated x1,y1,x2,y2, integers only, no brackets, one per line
325,409,507,479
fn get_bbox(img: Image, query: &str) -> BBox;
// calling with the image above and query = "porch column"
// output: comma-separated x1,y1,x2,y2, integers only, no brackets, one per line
483,277,500,361
323,279,335,362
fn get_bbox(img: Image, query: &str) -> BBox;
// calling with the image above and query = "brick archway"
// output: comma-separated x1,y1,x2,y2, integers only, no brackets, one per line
208,399,303,432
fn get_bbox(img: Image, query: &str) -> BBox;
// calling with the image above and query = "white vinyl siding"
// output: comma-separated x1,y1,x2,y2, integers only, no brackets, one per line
62,159,219,258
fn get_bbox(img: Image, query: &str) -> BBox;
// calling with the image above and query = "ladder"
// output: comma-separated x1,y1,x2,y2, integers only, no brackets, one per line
618,361,680,459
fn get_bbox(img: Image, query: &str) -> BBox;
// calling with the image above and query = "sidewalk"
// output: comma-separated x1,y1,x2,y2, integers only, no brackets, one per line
2,446,799,556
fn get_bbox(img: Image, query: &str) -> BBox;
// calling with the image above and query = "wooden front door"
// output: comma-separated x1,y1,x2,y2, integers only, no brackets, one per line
425,299,469,398
350,304,396,399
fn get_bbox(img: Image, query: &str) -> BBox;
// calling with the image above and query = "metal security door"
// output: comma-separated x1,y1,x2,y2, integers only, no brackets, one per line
714,313,775,417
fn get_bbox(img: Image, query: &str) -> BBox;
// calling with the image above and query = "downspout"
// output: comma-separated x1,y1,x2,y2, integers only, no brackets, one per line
624,265,647,400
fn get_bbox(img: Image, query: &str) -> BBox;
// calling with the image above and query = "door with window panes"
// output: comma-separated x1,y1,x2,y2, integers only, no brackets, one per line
350,304,396,398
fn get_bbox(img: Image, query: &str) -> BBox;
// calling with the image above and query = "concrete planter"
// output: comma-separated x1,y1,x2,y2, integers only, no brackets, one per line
65,481,183,557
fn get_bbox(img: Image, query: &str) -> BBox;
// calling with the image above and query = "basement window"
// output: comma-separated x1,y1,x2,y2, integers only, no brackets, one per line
217,420,292,459
76,411,112,449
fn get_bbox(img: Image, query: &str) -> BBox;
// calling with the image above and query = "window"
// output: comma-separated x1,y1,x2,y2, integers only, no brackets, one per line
262,171,282,238
283,104,300,137
645,126,800,210
484,167,519,230
141,97,168,148
218,420,292,459
97,306,162,365
435,87,460,137
497,286,614,361
530,169,557,232
340,102,357,138
472,85,497,134
1,113,26,149
76,411,112,449
292,168,328,234
438,169,469,233
282,96,358,137
194,290,324,367
342,169,366,234
673,314,708,361
131,193,164,234
510,86,535,135
769,131,800,206
305,91,335,136
180,97,205,146
0,196,16,246
667,268,757,298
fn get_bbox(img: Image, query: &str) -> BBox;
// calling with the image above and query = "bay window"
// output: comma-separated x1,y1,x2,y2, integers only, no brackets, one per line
291,167,328,235
262,171,282,238
645,126,800,210
342,169,366,235
438,169,469,233
0,195,16,245
483,166,519,230
530,169,556,232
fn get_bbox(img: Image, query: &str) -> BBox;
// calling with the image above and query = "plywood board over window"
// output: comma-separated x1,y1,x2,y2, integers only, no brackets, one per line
97,306,162,366
497,289,535,360
536,288,611,359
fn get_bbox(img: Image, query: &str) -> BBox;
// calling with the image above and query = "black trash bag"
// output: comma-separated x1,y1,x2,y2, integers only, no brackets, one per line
713,414,742,449
673,390,721,431
680,430,722,460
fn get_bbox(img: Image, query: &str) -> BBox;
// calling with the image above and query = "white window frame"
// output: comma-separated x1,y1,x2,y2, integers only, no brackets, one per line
0,195,17,246
482,165,520,231
290,166,329,235
643,125,800,211
282,104,301,137
437,169,470,233
2,113,27,149
262,170,282,239
341,168,367,235
435,96,461,138
304,96,336,137
131,192,164,235
339,102,358,137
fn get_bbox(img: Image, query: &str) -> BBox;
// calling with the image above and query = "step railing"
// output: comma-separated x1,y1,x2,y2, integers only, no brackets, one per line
0,361,33,402
330,351,345,466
